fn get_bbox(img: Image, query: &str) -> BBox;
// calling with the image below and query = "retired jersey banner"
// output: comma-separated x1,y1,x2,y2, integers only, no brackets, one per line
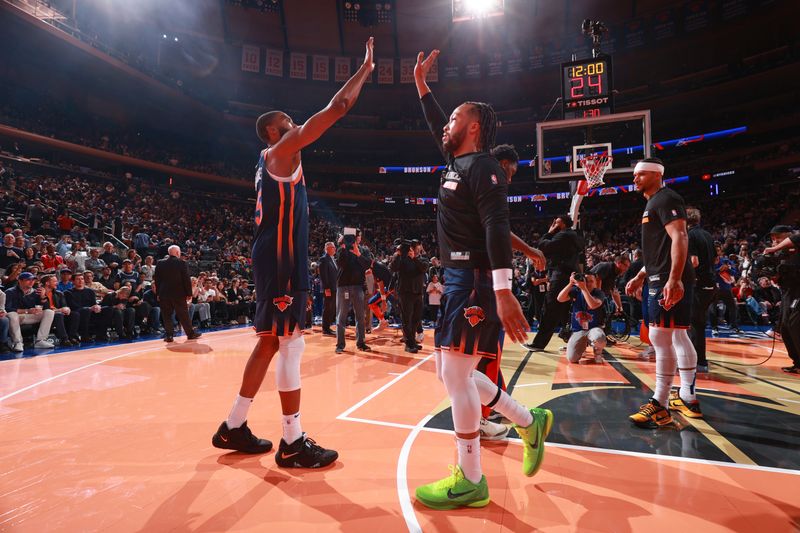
289,53,307,79
426,56,439,82
334,57,351,82
377,58,394,84
312,55,329,81
265,49,283,77
241,45,260,73
400,58,415,84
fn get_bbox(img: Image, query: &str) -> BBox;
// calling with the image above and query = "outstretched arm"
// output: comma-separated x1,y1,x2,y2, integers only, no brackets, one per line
415,50,448,160
511,232,545,270
272,38,375,156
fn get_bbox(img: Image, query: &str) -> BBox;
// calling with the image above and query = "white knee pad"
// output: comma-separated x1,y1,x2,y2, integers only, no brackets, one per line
275,332,304,392
672,329,697,369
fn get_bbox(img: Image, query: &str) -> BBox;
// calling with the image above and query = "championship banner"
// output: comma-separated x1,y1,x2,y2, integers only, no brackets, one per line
334,57,351,82
506,49,523,74
684,0,710,32
443,56,459,79
289,53,307,79
529,45,544,70
265,49,283,77
721,0,748,20
653,9,677,41
241,45,260,73
312,55,330,81
624,19,646,49
400,58,415,84
464,56,480,78
487,52,503,76
426,56,439,82
377,58,394,84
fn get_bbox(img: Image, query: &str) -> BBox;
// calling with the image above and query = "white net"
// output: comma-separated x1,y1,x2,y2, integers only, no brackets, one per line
580,153,612,190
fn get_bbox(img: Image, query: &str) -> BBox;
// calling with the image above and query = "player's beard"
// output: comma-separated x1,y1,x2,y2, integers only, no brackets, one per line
443,127,466,154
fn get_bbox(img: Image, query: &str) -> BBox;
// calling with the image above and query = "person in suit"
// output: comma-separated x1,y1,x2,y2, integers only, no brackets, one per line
390,241,429,353
319,241,337,336
153,245,200,343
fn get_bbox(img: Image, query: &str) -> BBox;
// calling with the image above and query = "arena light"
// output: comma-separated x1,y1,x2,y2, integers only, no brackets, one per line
452,0,504,22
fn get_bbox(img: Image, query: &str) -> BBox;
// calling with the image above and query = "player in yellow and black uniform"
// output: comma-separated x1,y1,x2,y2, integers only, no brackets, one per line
626,158,702,428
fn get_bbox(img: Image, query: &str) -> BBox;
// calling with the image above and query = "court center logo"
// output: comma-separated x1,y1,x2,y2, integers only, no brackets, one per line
273,295,294,312
464,306,485,327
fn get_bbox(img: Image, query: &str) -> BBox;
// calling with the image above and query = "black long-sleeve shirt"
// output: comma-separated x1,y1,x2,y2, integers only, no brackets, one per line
336,246,372,288
66,287,98,309
420,92,512,271
390,254,429,294
538,230,583,281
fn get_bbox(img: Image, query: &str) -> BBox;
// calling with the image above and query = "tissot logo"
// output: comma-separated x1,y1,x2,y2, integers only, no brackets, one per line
464,306,486,327
273,295,294,312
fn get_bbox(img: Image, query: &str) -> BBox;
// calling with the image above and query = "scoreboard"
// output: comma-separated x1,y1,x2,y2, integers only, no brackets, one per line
561,56,613,119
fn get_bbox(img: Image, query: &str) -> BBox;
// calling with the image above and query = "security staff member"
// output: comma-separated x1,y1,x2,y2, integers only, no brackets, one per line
687,207,716,372
390,240,429,353
764,225,800,374
524,214,584,351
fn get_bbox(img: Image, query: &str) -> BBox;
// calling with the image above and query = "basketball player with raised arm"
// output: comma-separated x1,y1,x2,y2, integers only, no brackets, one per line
211,38,375,468
625,158,702,428
413,49,551,510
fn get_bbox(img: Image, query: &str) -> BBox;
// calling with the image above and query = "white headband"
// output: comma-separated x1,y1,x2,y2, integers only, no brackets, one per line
634,161,664,174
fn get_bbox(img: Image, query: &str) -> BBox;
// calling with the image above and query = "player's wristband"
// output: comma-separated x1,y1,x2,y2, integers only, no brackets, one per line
492,268,513,291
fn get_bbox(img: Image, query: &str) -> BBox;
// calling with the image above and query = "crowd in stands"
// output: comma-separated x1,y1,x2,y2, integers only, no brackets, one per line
0,149,796,354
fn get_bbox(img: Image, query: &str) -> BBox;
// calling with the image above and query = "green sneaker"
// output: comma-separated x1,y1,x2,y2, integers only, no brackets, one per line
514,407,553,477
415,465,490,510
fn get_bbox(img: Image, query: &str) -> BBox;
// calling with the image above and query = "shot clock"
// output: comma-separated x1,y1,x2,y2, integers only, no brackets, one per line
561,56,613,119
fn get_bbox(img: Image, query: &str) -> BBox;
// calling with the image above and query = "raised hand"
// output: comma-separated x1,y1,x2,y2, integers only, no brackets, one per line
414,49,439,81
363,37,375,72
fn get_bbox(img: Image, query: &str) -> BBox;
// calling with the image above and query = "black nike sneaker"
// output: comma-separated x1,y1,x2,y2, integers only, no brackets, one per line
211,421,272,454
275,433,338,468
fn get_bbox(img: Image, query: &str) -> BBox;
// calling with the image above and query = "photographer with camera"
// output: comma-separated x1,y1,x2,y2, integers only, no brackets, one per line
335,228,373,354
557,272,607,364
763,225,800,374
390,238,429,354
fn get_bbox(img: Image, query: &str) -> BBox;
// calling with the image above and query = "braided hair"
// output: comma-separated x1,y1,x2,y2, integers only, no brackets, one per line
464,101,497,152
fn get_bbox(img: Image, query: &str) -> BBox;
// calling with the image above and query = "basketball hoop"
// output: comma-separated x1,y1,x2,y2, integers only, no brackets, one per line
576,153,612,195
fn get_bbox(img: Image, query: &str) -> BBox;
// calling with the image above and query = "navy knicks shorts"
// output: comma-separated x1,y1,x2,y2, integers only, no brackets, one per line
436,267,503,359
254,291,308,337
647,280,693,329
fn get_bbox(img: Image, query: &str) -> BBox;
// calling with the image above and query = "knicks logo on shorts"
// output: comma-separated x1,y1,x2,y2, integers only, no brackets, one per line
464,306,485,327
273,295,294,312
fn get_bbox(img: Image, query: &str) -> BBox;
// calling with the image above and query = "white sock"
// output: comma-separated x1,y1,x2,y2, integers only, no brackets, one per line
282,412,303,444
473,370,533,427
673,329,698,402
226,394,252,429
650,327,677,406
457,436,482,484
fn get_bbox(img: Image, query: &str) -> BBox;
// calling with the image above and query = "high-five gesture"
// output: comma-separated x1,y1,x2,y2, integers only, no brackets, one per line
269,37,375,159
414,49,439,98
363,36,375,72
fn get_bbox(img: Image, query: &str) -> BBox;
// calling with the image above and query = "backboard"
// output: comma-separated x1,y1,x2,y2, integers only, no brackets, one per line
536,110,651,181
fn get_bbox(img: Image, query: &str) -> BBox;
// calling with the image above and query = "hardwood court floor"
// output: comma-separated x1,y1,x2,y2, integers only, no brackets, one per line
1,326,798,532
